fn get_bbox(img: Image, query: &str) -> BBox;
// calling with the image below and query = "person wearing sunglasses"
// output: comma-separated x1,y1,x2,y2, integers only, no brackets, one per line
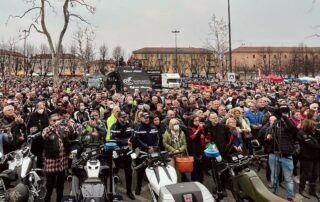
81,110,107,143
42,110,76,202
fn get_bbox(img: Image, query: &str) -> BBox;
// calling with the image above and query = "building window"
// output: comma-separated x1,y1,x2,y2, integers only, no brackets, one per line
284,55,287,59
253,54,255,59
274,55,277,59
263,55,266,59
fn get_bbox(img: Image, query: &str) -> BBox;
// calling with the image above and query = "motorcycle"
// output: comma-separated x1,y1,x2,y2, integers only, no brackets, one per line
205,145,287,202
135,150,215,202
63,139,124,202
0,132,46,201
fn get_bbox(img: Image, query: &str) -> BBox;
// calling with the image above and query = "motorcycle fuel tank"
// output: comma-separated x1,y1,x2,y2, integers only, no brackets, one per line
146,165,177,196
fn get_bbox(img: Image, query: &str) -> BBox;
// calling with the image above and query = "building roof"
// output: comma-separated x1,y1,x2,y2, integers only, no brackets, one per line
133,47,213,54
0,49,25,57
92,59,116,65
31,53,78,59
232,46,320,53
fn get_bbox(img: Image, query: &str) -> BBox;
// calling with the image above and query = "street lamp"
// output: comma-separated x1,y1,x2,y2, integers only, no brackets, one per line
172,30,180,73
22,29,29,76
227,0,232,73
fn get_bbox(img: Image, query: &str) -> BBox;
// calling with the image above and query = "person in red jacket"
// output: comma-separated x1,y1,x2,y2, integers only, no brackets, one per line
187,115,205,183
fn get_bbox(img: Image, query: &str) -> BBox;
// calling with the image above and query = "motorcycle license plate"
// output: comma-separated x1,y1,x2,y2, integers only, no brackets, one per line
183,194,193,202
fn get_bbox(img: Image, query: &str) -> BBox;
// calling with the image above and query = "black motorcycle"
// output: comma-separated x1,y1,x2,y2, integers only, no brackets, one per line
63,139,123,202
0,132,46,202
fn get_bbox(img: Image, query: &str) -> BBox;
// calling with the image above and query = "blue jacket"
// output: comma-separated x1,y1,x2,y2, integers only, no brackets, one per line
244,110,264,126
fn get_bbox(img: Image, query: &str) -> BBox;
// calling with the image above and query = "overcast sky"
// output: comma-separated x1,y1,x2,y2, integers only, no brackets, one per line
1,0,320,58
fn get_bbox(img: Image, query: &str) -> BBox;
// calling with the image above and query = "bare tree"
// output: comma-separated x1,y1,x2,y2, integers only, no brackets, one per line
69,44,77,74
38,43,49,75
74,27,95,73
206,14,228,77
8,0,95,85
25,44,36,76
112,46,125,66
6,38,20,76
99,43,108,74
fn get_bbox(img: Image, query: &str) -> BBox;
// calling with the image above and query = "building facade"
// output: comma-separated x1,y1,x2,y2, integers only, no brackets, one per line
132,47,216,76
30,53,79,75
90,59,116,74
230,46,320,78
0,49,25,76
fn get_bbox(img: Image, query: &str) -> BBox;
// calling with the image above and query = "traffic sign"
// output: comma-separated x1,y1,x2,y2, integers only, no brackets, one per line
227,73,236,82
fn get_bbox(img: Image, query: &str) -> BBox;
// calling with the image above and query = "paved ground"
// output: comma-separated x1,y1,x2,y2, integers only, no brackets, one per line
52,164,318,202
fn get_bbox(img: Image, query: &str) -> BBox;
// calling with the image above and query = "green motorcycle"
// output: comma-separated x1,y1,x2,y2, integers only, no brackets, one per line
205,148,287,202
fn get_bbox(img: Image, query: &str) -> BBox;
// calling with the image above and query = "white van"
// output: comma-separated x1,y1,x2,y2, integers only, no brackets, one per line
161,73,181,89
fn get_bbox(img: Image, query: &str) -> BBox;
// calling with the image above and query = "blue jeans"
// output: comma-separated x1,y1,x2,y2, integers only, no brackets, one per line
269,153,294,199
0,133,13,154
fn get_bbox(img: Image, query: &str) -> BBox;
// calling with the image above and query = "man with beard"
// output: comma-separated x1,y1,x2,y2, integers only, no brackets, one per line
82,110,107,143
42,111,75,202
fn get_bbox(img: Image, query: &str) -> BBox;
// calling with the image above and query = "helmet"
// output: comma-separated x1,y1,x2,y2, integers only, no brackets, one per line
6,183,30,202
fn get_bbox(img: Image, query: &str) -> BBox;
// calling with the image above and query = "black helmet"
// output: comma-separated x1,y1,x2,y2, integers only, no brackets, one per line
6,183,29,202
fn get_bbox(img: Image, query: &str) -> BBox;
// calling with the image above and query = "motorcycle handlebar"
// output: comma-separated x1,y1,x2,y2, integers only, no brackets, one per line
134,163,145,170
169,151,183,157
28,132,41,140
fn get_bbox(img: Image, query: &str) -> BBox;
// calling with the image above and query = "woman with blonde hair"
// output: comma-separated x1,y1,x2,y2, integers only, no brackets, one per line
163,118,188,181
226,117,243,153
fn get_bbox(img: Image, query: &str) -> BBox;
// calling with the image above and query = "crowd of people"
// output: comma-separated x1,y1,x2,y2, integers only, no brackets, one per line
1,76,320,202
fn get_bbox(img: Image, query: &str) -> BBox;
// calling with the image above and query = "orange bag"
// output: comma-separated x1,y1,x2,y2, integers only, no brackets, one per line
175,154,194,173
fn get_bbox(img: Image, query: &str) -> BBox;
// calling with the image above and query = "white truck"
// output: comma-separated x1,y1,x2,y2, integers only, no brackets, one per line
161,73,181,89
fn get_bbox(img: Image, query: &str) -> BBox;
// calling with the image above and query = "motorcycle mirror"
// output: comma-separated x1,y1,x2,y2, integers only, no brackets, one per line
130,153,137,160
231,156,238,162
215,155,222,162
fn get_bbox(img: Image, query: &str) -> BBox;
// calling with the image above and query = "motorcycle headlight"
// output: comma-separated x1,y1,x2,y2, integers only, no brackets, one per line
29,173,35,183
69,150,78,159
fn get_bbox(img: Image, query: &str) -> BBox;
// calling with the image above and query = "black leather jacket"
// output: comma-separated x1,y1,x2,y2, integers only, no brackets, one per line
110,121,134,147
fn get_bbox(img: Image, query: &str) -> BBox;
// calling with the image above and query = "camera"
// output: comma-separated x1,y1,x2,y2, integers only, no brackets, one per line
269,105,290,117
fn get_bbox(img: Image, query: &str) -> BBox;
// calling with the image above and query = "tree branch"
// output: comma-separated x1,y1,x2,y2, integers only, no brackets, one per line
40,0,55,55
44,0,57,15
306,34,320,38
57,0,70,57
28,23,45,34
70,13,90,24
6,7,41,25
70,0,96,13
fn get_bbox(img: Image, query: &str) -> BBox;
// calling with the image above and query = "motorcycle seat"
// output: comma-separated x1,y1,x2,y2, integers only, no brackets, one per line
250,177,286,202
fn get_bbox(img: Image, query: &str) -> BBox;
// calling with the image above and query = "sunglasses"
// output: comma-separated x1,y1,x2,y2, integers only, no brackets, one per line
52,119,60,123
